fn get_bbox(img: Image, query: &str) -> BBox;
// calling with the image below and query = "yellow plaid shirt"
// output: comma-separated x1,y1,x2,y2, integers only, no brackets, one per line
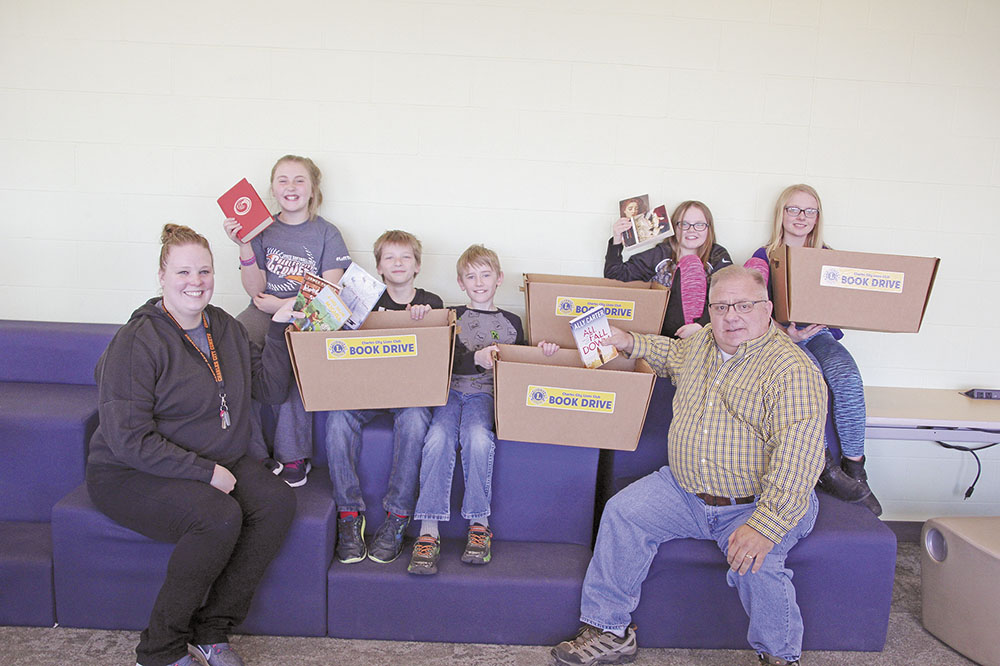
630,324,827,543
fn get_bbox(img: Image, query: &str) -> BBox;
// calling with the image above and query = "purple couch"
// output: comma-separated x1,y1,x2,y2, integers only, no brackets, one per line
0,319,119,627
52,478,336,636
312,412,600,645
596,380,897,651
51,409,598,644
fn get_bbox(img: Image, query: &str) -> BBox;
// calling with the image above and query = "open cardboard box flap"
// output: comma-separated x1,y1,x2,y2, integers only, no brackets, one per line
521,273,669,348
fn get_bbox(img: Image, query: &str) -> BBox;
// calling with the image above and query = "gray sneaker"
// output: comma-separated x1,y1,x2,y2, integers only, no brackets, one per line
278,459,311,488
368,513,410,563
407,534,441,575
461,524,492,565
336,513,367,563
551,624,637,665
189,643,245,666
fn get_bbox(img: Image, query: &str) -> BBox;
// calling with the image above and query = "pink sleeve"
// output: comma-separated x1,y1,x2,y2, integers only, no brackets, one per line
677,254,708,325
744,256,770,286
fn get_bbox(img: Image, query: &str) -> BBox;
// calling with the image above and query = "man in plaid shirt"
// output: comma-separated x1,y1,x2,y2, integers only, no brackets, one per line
553,266,827,666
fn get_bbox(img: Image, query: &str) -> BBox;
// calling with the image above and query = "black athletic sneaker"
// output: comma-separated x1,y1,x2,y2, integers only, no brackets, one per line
278,459,311,488
368,513,409,563
407,534,441,575
461,524,492,565
551,624,638,665
336,513,367,563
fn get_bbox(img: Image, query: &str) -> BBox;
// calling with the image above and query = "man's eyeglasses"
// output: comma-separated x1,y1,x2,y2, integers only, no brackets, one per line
784,206,819,218
707,300,767,315
679,221,709,231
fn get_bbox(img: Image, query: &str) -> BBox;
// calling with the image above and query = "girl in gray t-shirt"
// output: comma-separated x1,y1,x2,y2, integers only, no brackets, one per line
223,155,352,487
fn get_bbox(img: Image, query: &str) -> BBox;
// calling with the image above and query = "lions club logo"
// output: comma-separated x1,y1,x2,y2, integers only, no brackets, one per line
234,196,252,216
822,267,840,285
528,387,548,406
327,339,348,359
557,298,574,314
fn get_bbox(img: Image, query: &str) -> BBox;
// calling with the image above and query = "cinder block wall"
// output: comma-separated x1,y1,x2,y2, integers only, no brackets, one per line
2,1,997,519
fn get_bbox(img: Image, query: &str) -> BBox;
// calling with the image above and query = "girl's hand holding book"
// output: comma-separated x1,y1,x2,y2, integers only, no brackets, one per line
611,217,632,245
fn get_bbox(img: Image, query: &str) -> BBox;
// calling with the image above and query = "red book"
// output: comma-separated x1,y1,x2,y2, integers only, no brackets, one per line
217,178,273,242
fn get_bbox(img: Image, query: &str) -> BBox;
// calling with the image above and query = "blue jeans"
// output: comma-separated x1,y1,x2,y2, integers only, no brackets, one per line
323,406,431,515
580,466,818,662
413,389,495,522
800,329,866,458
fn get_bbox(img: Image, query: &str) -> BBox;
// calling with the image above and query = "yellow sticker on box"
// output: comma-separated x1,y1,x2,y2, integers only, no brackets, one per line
525,385,616,414
326,335,418,360
555,296,635,320
819,266,905,294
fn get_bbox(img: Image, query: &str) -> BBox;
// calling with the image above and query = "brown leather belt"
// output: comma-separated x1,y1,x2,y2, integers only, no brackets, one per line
696,492,755,507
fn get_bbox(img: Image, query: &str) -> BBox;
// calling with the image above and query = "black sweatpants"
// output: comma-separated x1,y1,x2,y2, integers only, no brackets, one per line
87,456,296,666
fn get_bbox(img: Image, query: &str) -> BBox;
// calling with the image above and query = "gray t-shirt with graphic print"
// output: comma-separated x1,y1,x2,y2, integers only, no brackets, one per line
249,215,352,297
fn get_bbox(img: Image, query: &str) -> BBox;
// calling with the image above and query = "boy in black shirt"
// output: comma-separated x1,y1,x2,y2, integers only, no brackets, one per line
325,230,443,564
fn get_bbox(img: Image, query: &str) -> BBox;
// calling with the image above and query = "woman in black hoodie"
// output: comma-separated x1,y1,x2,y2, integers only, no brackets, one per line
86,224,298,666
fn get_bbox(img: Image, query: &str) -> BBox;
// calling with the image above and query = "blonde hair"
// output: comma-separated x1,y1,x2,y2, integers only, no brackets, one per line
374,230,423,266
764,184,825,259
666,200,718,269
456,244,501,277
158,224,212,271
270,155,324,220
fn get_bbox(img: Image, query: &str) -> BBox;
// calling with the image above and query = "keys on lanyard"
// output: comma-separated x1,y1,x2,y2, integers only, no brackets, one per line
219,393,231,430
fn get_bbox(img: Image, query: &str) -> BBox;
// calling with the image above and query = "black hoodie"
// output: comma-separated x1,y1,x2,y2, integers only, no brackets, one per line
86,298,292,481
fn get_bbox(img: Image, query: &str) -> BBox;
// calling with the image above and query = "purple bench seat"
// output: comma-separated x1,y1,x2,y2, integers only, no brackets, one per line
631,491,895,650
0,319,119,627
327,539,590,644
314,412,601,643
596,380,896,651
51,477,336,636
0,383,99,522
0,522,53,627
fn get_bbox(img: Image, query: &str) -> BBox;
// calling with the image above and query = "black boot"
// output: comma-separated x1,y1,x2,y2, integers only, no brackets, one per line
816,450,870,503
759,652,799,665
841,455,883,516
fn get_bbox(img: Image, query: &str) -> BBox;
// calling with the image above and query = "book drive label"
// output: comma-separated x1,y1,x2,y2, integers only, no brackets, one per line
555,296,635,320
819,266,905,294
326,335,418,360
525,385,616,414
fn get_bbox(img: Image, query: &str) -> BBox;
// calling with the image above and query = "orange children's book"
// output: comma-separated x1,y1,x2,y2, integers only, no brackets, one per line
217,178,273,242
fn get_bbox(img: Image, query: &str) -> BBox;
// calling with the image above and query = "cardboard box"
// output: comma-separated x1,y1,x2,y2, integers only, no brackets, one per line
770,246,939,333
522,273,669,348
493,344,656,451
285,309,456,411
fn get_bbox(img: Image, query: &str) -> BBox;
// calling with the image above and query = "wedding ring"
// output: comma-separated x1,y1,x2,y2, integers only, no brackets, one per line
744,554,754,559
